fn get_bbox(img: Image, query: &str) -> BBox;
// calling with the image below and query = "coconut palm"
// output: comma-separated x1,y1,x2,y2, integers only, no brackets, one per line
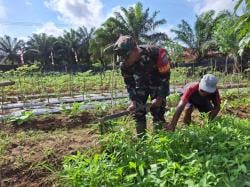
95,2,167,50
91,2,168,67
171,10,224,61
26,33,57,67
76,26,95,63
57,29,80,65
109,2,167,44
0,35,24,65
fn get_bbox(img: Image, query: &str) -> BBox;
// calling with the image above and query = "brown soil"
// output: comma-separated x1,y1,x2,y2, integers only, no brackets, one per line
0,127,99,187
225,105,250,119
5,111,95,132
0,111,100,187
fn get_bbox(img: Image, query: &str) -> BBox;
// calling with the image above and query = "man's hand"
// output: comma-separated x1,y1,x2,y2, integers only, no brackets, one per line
151,97,163,108
127,101,136,112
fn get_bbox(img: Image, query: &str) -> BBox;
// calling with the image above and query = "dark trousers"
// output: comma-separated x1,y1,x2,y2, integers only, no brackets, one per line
132,87,167,137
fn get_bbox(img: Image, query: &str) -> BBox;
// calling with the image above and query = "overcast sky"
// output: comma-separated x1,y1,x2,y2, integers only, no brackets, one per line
0,0,240,40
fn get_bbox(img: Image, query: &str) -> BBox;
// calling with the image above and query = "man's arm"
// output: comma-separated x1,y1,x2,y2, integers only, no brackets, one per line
167,100,186,131
209,105,220,120
209,90,221,120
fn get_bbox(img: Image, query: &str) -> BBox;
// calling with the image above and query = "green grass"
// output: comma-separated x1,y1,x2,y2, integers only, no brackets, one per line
1,67,249,98
61,116,250,187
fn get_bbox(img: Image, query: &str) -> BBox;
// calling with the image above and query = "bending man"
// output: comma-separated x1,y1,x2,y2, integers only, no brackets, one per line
167,74,221,131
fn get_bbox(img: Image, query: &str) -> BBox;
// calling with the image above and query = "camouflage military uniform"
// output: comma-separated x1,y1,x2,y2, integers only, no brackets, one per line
119,45,170,136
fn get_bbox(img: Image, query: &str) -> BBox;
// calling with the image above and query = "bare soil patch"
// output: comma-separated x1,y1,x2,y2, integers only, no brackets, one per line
226,105,250,119
0,110,100,187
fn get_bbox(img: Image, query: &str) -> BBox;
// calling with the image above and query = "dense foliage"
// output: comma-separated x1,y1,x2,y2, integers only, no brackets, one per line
62,116,250,186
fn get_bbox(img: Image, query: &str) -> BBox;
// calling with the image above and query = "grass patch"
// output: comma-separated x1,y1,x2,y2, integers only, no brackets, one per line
62,116,250,186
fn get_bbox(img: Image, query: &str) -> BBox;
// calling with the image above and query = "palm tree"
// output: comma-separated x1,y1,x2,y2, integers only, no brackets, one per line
92,2,168,67
233,0,250,55
57,29,80,65
108,2,167,44
213,14,240,73
94,2,167,51
171,10,224,61
0,35,24,65
26,33,56,67
76,26,95,63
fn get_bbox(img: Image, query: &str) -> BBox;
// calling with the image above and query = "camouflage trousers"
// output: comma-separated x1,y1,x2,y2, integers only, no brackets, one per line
132,87,167,138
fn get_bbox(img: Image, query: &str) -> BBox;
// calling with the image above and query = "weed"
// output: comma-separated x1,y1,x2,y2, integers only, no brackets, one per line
11,111,35,125
62,115,250,186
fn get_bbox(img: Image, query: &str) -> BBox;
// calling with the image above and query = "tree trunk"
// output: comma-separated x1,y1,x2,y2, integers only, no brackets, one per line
233,55,240,73
225,56,228,74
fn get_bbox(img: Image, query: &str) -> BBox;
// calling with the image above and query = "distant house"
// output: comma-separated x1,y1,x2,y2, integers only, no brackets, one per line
180,48,224,63
180,48,196,63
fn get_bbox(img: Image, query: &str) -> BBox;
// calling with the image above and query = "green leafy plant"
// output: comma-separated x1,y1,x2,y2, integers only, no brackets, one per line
167,92,180,107
62,115,250,186
11,111,35,125
60,102,82,117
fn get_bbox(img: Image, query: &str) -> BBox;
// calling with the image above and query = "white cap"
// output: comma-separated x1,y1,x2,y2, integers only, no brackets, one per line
199,74,218,93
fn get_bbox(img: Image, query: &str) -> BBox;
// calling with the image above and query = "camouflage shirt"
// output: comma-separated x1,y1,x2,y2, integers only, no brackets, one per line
119,45,171,100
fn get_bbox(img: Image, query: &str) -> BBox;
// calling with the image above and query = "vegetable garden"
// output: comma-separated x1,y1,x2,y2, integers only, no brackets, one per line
0,0,249,186
0,67,249,186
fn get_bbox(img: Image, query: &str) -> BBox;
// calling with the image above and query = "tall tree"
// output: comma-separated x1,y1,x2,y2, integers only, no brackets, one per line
95,2,167,50
92,2,168,67
109,2,167,44
76,26,95,63
233,0,250,55
213,14,240,72
57,29,80,65
26,33,56,67
171,10,223,61
0,35,24,65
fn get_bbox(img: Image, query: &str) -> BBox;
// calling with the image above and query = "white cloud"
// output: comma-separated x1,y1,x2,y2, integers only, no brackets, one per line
0,0,6,18
106,5,122,19
0,0,7,36
35,22,64,36
157,24,176,40
44,0,104,28
187,0,236,15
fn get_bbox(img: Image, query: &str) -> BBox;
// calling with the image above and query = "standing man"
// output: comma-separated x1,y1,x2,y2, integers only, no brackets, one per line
113,35,171,137
167,74,221,131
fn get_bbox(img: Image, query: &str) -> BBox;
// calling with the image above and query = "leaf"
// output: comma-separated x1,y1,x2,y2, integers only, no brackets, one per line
150,164,158,172
238,32,250,56
125,173,137,181
160,168,170,178
185,179,195,186
238,164,247,173
129,161,136,169
234,0,244,13
139,164,144,176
